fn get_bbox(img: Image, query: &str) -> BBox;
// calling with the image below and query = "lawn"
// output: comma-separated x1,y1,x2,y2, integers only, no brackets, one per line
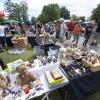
0,49,35,66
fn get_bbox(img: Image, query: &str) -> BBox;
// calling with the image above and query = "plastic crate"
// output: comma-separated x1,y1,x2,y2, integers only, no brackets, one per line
33,46,42,55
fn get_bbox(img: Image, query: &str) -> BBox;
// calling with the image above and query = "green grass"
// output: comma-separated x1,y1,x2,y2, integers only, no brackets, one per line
0,49,35,66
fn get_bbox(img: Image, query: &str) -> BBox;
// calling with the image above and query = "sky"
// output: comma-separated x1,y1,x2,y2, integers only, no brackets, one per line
0,0,100,19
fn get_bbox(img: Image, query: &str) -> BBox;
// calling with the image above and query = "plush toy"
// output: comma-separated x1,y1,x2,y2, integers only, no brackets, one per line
67,47,73,53
0,75,8,89
65,47,73,60
16,64,27,73
16,65,37,89
59,47,66,60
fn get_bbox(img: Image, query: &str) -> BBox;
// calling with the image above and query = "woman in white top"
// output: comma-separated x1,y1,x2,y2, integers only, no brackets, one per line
0,25,7,52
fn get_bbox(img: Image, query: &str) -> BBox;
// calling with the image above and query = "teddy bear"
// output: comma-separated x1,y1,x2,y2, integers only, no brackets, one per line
0,75,8,89
16,64,37,89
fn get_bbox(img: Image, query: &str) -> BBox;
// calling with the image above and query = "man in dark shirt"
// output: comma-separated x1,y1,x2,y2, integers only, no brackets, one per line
83,23,93,47
90,21,100,46
36,21,42,34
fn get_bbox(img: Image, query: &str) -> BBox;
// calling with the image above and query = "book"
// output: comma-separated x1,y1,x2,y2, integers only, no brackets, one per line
45,68,65,86
51,68,63,80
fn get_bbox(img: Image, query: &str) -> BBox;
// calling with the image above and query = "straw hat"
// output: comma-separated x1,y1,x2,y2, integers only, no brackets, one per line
59,18,64,21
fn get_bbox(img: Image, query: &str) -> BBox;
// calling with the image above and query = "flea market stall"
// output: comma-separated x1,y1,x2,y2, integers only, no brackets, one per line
1,33,100,100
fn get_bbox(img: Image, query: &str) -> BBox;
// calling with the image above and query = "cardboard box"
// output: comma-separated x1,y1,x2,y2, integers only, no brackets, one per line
82,59,100,72
18,37,28,48
11,37,28,48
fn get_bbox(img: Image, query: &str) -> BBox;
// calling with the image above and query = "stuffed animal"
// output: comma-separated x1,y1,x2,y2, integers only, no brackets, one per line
59,47,66,60
65,47,73,60
16,64,37,89
16,64,27,73
0,75,8,89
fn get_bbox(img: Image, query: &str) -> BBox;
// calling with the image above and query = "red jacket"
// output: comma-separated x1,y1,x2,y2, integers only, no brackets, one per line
67,22,74,31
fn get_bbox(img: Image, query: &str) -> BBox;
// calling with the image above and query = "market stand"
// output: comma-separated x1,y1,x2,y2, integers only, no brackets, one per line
0,59,69,100
1,34,100,100
59,46,100,100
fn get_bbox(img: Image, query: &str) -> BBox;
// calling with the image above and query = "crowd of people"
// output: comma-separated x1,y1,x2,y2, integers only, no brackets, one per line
0,18,100,52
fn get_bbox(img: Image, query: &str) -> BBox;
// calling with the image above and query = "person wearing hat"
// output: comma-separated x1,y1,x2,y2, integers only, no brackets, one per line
59,18,67,43
54,20,60,39
83,22,93,47
66,19,74,41
71,22,82,47
90,21,100,46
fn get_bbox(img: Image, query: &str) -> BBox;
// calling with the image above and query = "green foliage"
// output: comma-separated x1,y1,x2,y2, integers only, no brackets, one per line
37,4,71,23
71,14,79,21
4,0,14,13
20,1,28,21
8,3,21,21
37,4,60,23
91,3,100,22
31,16,37,23
0,17,5,24
4,0,28,21
78,16,85,22
60,6,70,19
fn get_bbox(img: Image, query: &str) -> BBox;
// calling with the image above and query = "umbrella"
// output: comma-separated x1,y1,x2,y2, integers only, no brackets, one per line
5,19,19,24
0,11,5,17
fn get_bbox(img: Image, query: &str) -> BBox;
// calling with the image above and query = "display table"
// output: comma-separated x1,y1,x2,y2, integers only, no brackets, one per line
3,39,100,100
61,63,100,100
28,62,69,100
67,71,100,100
1,62,69,100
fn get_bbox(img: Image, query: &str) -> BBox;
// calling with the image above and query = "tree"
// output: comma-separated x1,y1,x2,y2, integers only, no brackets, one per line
31,16,36,23
9,3,21,21
4,0,14,12
37,4,60,23
71,14,79,21
20,1,28,21
0,17,5,24
91,3,100,22
4,0,14,19
37,14,44,23
78,16,85,22
4,0,28,21
60,6,70,19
